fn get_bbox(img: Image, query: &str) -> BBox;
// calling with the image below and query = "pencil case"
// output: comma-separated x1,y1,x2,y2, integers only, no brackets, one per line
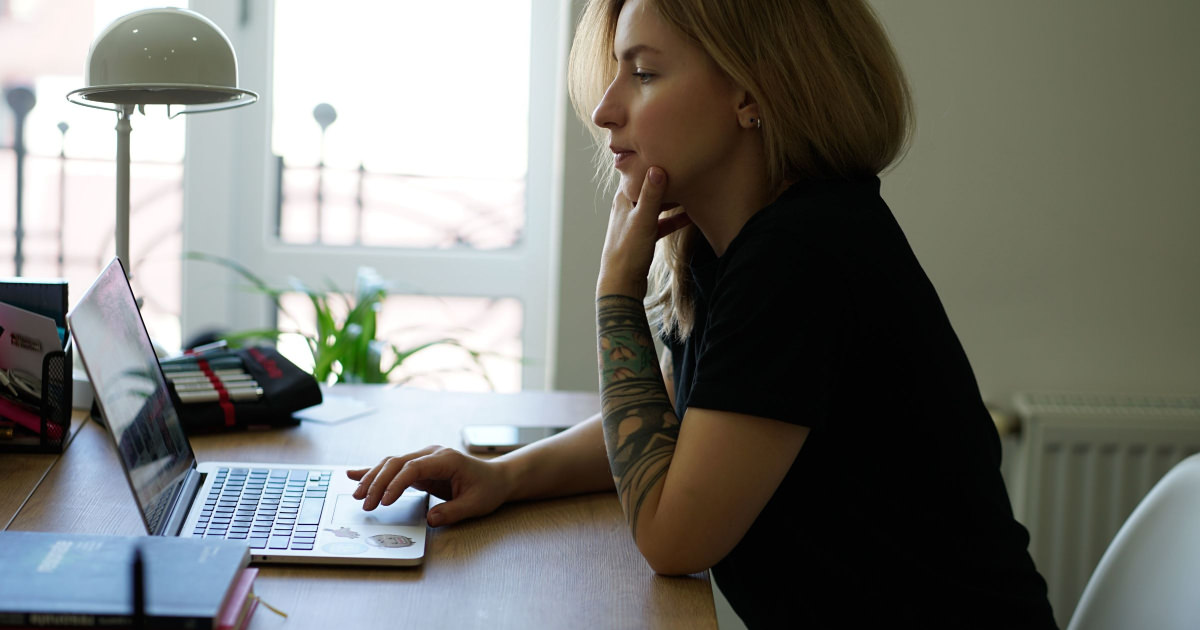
162,345,321,434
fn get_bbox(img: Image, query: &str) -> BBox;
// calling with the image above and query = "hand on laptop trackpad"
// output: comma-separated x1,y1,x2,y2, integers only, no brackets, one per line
332,493,427,527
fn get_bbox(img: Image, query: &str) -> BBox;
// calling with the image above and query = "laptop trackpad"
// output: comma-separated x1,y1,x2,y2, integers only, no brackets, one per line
331,493,427,526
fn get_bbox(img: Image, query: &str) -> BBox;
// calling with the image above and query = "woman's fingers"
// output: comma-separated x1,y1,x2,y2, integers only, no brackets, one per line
361,458,407,510
348,447,509,528
351,458,391,499
428,493,474,527
630,167,666,226
381,450,457,505
598,167,677,297
351,445,440,504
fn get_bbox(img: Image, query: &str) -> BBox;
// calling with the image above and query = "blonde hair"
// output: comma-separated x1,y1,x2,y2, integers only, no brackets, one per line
568,0,914,339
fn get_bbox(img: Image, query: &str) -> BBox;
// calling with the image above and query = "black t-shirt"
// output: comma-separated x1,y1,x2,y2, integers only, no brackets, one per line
665,176,1057,629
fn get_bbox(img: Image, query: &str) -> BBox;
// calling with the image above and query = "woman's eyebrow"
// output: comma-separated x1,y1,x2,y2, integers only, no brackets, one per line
612,43,662,62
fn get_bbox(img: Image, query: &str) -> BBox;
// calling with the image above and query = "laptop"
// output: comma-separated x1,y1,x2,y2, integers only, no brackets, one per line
68,258,428,566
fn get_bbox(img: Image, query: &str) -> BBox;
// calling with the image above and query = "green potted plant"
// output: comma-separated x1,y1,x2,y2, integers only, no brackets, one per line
186,252,493,387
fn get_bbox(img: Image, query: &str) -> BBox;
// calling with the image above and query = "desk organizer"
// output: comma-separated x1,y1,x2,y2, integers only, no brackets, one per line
0,337,73,453
0,278,71,452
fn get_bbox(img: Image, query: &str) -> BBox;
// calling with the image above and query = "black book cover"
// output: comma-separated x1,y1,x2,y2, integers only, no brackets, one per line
0,532,250,629
0,277,68,330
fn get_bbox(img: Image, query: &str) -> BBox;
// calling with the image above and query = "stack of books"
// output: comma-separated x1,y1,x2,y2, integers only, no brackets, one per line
0,532,260,629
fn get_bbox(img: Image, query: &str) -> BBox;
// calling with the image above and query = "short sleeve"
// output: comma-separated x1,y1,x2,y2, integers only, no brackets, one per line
685,237,846,428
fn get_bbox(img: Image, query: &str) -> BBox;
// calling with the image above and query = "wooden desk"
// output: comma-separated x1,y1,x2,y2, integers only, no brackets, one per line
0,451,58,529
1,410,88,529
8,386,716,629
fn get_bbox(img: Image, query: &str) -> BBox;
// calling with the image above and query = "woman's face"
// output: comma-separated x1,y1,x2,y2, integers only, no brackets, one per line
591,0,743,204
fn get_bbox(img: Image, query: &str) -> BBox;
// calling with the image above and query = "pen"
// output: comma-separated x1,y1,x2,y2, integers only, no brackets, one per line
171,377,260,392
162,364,246,376
166,372,256,386
161,357,244,372
170,380,259,392
177,387,264,404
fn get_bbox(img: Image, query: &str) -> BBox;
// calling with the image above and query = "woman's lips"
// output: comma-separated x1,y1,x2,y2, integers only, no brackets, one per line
613,151,635,169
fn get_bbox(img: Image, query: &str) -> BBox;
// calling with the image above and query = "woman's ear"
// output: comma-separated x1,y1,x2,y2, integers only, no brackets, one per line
735,90,760,129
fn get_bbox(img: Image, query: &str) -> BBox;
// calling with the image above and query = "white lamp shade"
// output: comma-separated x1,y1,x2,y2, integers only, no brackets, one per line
67,7,256,111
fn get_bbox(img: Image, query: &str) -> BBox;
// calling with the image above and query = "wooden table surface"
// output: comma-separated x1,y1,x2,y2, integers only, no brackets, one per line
5,386,716,630
0,410,88,529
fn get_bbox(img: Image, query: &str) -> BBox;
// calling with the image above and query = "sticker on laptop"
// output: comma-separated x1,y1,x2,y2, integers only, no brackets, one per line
366,534,414,549
325,526,360,539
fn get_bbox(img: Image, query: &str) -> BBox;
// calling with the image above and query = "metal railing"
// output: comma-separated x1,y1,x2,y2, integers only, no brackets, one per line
1,85,183,281
3,93,524,279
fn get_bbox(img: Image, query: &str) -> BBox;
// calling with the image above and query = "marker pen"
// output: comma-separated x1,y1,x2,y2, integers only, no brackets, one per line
166,372,256,386
176,387,264,404
171,377,260,392
160,357,244,372
159,364,246,376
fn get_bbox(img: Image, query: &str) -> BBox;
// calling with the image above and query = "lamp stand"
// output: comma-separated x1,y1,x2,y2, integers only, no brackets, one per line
115,104,134,276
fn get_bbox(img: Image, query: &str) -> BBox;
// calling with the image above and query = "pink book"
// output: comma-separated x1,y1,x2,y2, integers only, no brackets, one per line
217,568,259,630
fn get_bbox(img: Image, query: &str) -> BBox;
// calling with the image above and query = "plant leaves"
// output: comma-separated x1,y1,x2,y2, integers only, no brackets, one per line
185,254,500,389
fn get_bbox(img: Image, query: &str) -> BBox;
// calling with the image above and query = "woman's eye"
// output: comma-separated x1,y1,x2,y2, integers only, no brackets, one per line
632,71,654,84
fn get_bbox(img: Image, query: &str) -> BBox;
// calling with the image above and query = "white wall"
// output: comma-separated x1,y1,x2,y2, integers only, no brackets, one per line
552,86,613,394
551,0,1200,413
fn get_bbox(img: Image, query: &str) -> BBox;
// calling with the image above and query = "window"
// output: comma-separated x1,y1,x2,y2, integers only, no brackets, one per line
183,0,567,390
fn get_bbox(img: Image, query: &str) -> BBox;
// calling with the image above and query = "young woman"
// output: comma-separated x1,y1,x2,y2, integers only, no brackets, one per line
350,1,1057,626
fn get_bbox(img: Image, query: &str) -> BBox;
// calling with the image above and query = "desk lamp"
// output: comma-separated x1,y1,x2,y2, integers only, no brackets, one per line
67,8,256,273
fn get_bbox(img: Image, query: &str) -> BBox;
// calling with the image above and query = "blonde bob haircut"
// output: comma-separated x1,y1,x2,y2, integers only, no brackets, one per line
568,0,914,339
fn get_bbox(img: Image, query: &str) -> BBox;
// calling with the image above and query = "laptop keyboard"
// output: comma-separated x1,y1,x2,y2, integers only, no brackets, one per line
191,467,331,551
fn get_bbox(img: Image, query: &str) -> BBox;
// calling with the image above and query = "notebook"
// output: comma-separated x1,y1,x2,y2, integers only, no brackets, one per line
68,258,428,566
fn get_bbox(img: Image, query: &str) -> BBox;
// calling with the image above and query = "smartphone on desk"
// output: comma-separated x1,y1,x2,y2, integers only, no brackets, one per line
461,425,569,454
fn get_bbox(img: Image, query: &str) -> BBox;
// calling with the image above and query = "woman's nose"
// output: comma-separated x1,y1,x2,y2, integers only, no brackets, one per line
591,81,624,129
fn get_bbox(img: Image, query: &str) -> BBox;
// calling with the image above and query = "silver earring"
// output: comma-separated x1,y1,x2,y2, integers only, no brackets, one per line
750,117,762,129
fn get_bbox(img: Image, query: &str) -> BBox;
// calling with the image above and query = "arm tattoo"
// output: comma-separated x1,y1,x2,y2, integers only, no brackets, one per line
597,295,679,536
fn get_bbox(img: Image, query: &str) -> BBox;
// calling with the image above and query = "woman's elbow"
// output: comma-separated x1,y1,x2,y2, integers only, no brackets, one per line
648,558,709,577
637,536,718,576
645,554,713,576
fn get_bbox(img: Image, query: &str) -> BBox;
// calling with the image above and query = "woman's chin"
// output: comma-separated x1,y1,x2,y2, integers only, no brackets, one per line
618,172,646,202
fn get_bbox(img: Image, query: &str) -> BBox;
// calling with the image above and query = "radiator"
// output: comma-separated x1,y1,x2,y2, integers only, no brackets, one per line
1011,392,1200,628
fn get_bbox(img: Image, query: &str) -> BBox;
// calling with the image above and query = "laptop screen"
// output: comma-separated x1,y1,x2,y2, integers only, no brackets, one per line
68,258,195,535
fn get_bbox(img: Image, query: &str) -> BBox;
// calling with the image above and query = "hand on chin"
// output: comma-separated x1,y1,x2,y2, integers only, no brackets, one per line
620,168,678,211
619,168,648,203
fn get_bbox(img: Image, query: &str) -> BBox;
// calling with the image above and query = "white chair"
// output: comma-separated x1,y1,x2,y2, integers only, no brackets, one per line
1067,452,1200,630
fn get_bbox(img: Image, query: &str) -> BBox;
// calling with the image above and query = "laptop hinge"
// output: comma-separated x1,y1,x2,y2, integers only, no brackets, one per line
160,469,205,536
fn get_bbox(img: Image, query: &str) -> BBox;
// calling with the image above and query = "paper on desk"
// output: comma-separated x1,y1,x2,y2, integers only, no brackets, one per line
0,301,62,376
294,394,375,424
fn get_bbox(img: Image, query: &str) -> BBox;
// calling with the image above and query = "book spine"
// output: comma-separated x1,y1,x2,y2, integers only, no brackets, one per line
0,612,214,629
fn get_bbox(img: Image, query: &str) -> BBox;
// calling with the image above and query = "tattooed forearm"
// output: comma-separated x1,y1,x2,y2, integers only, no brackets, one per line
597,295,679,536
